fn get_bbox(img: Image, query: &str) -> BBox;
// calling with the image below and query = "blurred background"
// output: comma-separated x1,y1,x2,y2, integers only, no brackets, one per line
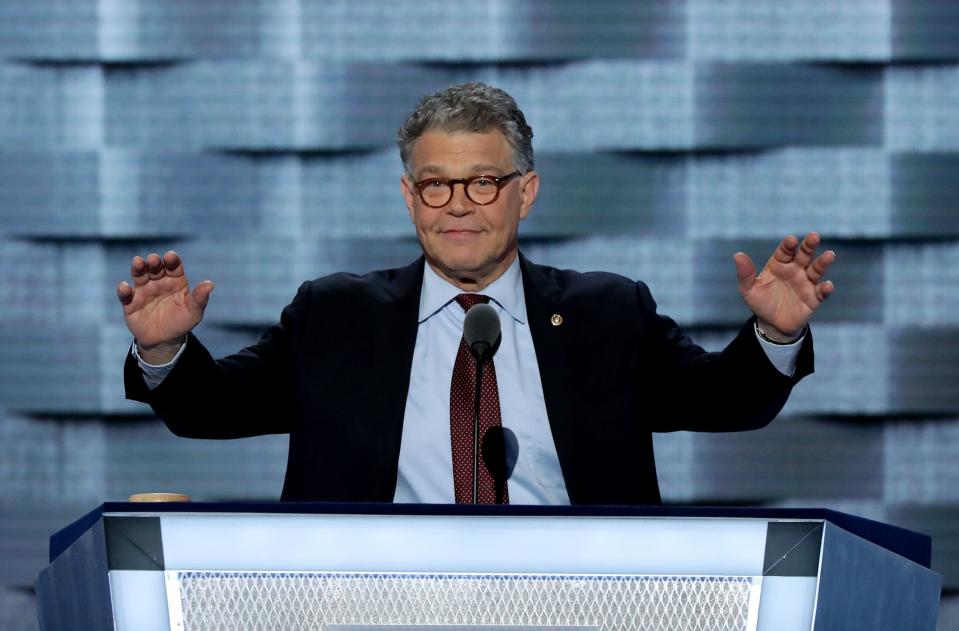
1,0,959,628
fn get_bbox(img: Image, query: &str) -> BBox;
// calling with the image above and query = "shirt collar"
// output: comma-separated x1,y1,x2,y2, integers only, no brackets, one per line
418,255,527,325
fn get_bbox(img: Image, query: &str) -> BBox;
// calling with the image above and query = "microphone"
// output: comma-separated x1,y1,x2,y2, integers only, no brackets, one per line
463,303,501,362
462,302,502,503
482,426,519,504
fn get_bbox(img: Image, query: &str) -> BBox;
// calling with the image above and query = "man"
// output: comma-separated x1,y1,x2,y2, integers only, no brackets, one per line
119,82,834,505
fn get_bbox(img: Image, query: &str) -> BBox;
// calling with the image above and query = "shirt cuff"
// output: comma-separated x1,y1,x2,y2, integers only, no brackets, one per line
753,323,804,377
132,338,187,390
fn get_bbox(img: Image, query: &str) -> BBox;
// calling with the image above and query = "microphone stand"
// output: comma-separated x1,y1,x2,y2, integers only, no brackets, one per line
472,355,485,504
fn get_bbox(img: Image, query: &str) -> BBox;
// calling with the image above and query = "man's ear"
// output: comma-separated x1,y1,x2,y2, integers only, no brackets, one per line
401,175,416,223
519,171,540,220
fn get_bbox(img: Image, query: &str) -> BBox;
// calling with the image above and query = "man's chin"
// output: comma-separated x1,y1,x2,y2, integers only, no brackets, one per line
427,257,489,285
423,246,517,288
440,262,486,280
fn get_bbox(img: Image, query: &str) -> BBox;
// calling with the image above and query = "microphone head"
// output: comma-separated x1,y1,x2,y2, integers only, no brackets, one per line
463,302,502,362
481,426,519,483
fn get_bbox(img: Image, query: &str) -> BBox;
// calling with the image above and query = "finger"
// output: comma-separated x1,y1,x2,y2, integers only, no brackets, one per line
733,252,757,292
163,250,184,277
794,232,821,268
116,281,134,306
145,253,166,281
773,235,799,264
131,256,149,287
192,280,215,311
816,280,835,302
806,249,835,283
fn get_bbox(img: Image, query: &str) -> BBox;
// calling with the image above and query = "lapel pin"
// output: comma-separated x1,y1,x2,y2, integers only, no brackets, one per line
551,314,563,326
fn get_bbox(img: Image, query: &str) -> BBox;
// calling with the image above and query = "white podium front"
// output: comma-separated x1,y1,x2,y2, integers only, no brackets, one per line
36,504,942,631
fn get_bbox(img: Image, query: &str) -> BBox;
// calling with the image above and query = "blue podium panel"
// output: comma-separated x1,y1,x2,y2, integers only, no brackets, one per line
36,504,941,631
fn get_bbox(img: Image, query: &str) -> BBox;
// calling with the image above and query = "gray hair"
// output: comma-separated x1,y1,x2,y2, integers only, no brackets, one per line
397,82,534,178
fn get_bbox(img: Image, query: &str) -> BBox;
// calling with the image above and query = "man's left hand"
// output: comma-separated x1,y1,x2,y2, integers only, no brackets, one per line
734,232,836,342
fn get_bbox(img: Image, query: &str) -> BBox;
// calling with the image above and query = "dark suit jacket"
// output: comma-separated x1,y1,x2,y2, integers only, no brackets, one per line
125,253,813,505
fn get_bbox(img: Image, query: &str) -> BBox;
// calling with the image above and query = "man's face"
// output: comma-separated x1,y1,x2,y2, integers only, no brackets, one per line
401,129,539,290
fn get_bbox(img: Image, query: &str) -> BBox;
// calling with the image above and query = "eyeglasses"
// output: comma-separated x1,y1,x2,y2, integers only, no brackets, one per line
413,171,522,208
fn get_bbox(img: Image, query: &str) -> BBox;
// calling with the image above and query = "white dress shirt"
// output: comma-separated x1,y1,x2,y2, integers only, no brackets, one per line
392,257,571,504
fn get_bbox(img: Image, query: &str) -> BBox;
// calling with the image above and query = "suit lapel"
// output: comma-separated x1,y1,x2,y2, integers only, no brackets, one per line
519,253,580,498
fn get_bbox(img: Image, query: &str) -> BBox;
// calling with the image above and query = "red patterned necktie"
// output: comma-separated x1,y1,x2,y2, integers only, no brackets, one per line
450,294,509,504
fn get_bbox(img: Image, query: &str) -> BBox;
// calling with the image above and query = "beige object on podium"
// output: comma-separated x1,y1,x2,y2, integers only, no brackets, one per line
127,493,191,502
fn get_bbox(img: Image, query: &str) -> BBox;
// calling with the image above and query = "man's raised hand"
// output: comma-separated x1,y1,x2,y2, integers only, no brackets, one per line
116,251,214,364
733,233,835,342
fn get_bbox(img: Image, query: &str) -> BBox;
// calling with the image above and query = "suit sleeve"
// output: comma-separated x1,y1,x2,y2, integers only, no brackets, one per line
124,282,312,439
636,281,814,432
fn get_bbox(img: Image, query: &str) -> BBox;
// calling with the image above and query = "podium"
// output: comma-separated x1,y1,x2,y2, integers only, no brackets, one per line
36,503,941,631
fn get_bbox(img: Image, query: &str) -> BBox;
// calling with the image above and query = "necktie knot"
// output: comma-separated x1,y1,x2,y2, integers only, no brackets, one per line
455,293,490,311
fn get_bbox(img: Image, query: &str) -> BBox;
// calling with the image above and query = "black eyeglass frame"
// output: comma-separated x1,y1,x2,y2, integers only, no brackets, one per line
413,171,522,208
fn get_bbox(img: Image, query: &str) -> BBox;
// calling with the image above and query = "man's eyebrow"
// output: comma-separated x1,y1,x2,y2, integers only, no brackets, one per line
415,165,446,178
415,164,509,179
468,163,508,174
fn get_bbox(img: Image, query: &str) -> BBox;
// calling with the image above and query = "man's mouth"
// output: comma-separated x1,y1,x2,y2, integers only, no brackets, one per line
441,229,482,235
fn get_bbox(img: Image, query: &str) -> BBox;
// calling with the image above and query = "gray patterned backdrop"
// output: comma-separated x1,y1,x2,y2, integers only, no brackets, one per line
1,0,959,628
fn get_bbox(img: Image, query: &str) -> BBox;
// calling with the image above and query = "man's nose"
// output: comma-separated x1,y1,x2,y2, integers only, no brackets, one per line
446,182,474,215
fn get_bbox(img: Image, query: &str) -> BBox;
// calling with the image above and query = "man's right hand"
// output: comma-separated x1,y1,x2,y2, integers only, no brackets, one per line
116,251,214,365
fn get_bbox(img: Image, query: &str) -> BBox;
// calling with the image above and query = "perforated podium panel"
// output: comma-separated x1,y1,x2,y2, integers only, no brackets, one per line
35,504,941,631
169,572,758,631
